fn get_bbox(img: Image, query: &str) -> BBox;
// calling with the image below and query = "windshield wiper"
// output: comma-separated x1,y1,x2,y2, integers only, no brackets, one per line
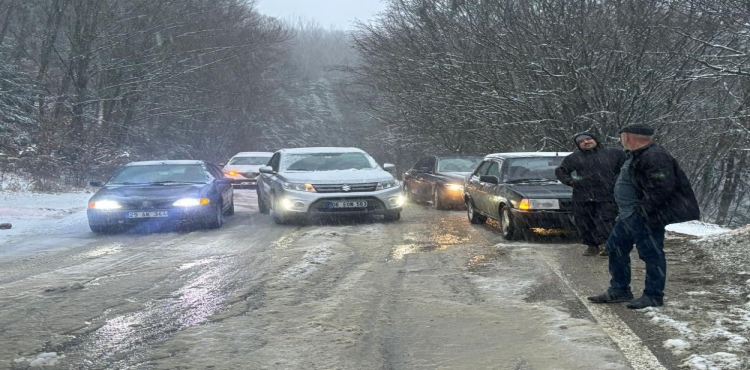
506,178,559,184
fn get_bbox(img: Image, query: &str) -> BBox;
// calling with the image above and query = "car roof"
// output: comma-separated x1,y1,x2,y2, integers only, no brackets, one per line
279,147,366,154
232,151,274,157
484,152,572,159
124,160,205,166
435,154,485,159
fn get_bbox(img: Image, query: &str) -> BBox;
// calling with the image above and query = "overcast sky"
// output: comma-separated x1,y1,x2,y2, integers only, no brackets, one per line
255,0,387,30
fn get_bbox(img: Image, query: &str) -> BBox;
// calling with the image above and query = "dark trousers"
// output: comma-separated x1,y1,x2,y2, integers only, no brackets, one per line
605,212,667,299
573,201,618,247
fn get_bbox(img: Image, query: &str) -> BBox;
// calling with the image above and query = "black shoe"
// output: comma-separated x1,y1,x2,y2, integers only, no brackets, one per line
587,291,634,303
583,246,599,256
626,296,663,309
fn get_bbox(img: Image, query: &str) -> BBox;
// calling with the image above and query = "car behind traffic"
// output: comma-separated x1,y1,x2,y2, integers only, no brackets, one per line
87,160,234,233
222,151,273,188
403,154,483,209
257,147,404,224
464,152,574,239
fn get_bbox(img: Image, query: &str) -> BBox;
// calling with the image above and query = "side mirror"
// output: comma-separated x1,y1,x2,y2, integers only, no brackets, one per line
89,181,104,187
383,163,395,171
479,175,499,184
259,166,274,174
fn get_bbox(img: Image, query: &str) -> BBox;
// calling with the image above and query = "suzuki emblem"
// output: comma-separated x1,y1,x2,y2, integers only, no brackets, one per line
341,184,351,192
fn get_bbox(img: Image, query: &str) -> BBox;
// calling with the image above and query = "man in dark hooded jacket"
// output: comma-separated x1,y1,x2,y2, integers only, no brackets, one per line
556,132,626,256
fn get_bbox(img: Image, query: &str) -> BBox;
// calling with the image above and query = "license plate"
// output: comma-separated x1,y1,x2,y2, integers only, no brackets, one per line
327,201,368,209
128,211,168,218
240,182,253,185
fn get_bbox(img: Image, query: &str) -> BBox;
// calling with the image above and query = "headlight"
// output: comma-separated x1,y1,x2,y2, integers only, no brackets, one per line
516,198,559,210
282,182,316,192
376,179,400,190
173,198,210,207
444,184,463,191
88,200,122,210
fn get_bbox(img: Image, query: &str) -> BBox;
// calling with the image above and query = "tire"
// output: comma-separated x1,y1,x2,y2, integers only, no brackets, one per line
384,210,401,221
225,198,235,216
432,186,444,210
206,204,225,229
499,205,520,240
467,199,487,224
257,189,270,214
272,195,287,225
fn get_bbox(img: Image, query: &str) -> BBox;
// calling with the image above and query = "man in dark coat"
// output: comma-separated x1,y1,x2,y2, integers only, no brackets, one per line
556,132,626,256
587,123,700,309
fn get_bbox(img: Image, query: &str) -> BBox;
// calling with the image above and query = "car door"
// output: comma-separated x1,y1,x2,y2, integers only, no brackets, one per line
259,152,281,203
482,159,504,219
410,157,431,200
466,160,492,213
403,158,425,198
207,163,232,209
419,156,438,199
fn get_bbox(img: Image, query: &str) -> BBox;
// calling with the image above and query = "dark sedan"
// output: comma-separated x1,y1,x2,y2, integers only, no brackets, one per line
403,154,484,209
87,160,234,233
463,152,574,240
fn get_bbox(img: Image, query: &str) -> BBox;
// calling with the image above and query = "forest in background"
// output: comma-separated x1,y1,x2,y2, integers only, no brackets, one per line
0,0,749,226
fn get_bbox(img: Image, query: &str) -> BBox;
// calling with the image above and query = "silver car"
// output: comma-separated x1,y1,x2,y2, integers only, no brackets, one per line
257,147,404,224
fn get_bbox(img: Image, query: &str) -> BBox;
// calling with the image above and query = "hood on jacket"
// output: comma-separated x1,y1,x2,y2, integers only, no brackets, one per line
572,131,601,151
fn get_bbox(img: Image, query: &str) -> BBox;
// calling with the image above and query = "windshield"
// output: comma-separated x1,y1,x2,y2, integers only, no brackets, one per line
228,156,271,166
282,152,376,171
505,157,564,182
109,165,209,184
437,157,482,173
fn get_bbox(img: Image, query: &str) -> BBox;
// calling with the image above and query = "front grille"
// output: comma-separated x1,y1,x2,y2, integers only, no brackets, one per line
313,183,378,193
309,197,386,213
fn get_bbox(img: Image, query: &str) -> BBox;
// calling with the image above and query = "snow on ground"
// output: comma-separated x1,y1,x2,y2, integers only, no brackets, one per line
666,221,730,237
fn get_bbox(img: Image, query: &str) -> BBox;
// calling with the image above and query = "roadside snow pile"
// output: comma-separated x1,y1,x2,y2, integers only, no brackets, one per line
666,221,730,237
692,225,750,274
0,171,34,192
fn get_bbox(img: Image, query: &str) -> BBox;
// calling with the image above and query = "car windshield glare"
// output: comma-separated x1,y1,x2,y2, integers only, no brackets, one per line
438,158,482,172
229,156,270,166
109,165,209,184
505,157,563,182
283,152,376,171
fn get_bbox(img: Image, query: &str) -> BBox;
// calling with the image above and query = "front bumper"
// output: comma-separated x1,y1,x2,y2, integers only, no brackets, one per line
87,206,216,227
275,186,404,216
225,174,258,188
510,209,575,230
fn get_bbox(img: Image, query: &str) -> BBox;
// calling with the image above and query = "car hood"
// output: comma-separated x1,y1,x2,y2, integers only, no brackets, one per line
506,183,572,199
224,165,264,172
92,184,208,201
438,172,471,183
278,169,394,184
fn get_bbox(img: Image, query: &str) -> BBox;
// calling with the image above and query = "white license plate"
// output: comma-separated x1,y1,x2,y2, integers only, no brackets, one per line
128,211,168,218
328,201,368,209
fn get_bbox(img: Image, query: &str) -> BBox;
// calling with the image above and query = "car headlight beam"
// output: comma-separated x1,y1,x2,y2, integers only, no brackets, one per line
444,184,463,191
173,198,210,207
88,200,122,210
282,182,316,192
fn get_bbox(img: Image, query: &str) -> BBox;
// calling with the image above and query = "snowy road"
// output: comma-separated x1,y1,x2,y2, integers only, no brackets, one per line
1,191,684,369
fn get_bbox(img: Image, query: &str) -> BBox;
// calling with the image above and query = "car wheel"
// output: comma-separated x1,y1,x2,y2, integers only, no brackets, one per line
225,198,235,216
272,195,287,225
257,189,270,214
207,204,224,229
467,199,486,224
499,205,518,240
432,186,444,210
384,210,401,221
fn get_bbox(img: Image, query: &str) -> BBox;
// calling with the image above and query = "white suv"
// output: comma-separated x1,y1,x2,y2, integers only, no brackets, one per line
222,151,273,188
257,147,404,224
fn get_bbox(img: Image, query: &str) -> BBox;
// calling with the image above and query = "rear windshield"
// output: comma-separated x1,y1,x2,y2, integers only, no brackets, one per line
228,156,270,166
282,152,376,171
506,157,564,181
109,165,209,184
437,157,482,172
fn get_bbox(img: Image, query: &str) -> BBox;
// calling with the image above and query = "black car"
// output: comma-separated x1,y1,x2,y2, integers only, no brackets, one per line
464,152,574,240
87,160,234,233
403,154,484,209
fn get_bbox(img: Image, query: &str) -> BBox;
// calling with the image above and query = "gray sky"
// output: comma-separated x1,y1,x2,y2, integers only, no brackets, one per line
255,0,387,30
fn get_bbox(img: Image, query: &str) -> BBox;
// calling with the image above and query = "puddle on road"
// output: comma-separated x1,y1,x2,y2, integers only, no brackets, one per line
390,244,448,260
78,243,123,259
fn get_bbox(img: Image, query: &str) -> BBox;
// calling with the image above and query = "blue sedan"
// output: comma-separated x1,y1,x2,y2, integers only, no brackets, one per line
87,160,234,233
